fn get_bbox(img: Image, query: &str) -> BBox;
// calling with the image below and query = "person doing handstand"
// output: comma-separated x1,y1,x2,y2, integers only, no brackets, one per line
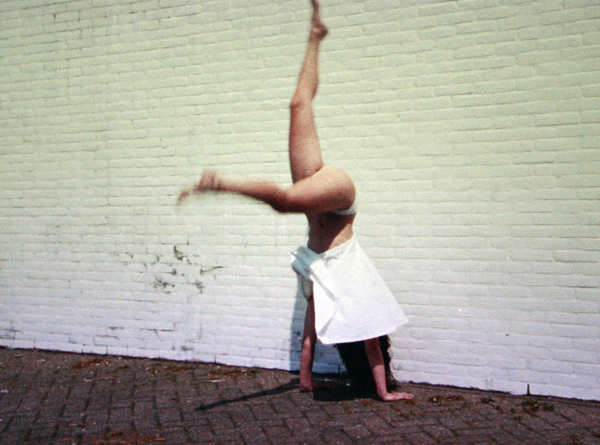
179,0,412,402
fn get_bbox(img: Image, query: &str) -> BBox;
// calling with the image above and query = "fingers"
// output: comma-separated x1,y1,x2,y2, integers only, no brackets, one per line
380,392,414,402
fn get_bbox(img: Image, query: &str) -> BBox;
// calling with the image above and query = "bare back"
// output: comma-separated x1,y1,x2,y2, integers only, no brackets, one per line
306,211,355,254
295,164,356,254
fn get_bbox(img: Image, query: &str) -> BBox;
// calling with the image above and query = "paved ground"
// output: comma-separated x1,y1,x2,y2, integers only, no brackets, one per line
1,348,600,445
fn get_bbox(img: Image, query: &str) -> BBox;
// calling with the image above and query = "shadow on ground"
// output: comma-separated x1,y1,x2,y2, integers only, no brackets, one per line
195,375,377,411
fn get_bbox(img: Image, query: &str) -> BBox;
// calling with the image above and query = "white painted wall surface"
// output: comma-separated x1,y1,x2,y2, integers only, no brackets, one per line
1,0,599,400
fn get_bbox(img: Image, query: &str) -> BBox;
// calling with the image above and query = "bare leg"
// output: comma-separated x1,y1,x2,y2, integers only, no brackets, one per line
177,170,222,204
179,3,354,211
289,0,329,183
178,170,288,210
179,168,355,214
299,297,319,391
364,338,413,402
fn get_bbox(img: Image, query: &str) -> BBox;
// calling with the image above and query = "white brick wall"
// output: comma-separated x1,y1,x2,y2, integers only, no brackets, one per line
1,0,599,400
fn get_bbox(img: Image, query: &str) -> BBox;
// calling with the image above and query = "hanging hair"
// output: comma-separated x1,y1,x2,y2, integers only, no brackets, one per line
335,335,398,393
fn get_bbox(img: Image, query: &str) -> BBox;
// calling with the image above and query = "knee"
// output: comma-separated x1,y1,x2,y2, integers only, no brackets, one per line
290,94,311,111
301,332,316,352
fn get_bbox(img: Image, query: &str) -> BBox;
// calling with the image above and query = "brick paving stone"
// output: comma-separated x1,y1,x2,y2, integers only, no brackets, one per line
17,394,43,414
303,408,334,427
359,411,394,435
5,412,36,433
319,426,355,445
2,348,600,444
186,424,216,443
283,415,313,435
500,422,544,444
55,420,85,441
83,410,109,435
157,406,182,425
161,425,191,445
271,398,302,418
367,435,407,445
421,423,458,442
0,432,27,445
264,425,294,444
388,417,438,433
516,413,560,432
544,429,591,445
341,423,372,440
237,424,271,445
0,414,11,433
226,404,256,425
436,413,471,432
402,430,439,445
34,410,62,429
249,401,277,420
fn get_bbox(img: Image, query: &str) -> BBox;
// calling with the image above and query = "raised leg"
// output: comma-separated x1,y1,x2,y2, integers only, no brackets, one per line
179,165,355,214
178,3,353,213
289,0,329,183
364,338,414,402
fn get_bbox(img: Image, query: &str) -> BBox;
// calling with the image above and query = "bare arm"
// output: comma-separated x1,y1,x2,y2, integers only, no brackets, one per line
364,338,413,402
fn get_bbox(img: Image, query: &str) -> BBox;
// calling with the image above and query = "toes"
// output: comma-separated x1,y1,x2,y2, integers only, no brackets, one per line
197,170,219,191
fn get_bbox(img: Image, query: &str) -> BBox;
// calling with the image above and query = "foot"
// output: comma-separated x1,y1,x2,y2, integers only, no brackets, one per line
310,0,328,41
379,391,414,402
177,170,221,204
194,170,221,192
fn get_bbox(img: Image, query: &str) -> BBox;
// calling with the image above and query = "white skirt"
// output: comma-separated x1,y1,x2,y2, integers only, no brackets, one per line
291,236,408,345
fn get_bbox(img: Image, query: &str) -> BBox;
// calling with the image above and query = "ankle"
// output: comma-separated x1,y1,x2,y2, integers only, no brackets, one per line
310,23,328,41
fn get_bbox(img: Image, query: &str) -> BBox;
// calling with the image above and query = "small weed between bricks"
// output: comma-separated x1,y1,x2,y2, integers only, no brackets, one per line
480,396,505,413
71,358,111,370
428,394,466,404
520,397,555,413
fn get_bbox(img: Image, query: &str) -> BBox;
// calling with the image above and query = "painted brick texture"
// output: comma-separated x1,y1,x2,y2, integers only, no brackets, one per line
1,0,599,400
